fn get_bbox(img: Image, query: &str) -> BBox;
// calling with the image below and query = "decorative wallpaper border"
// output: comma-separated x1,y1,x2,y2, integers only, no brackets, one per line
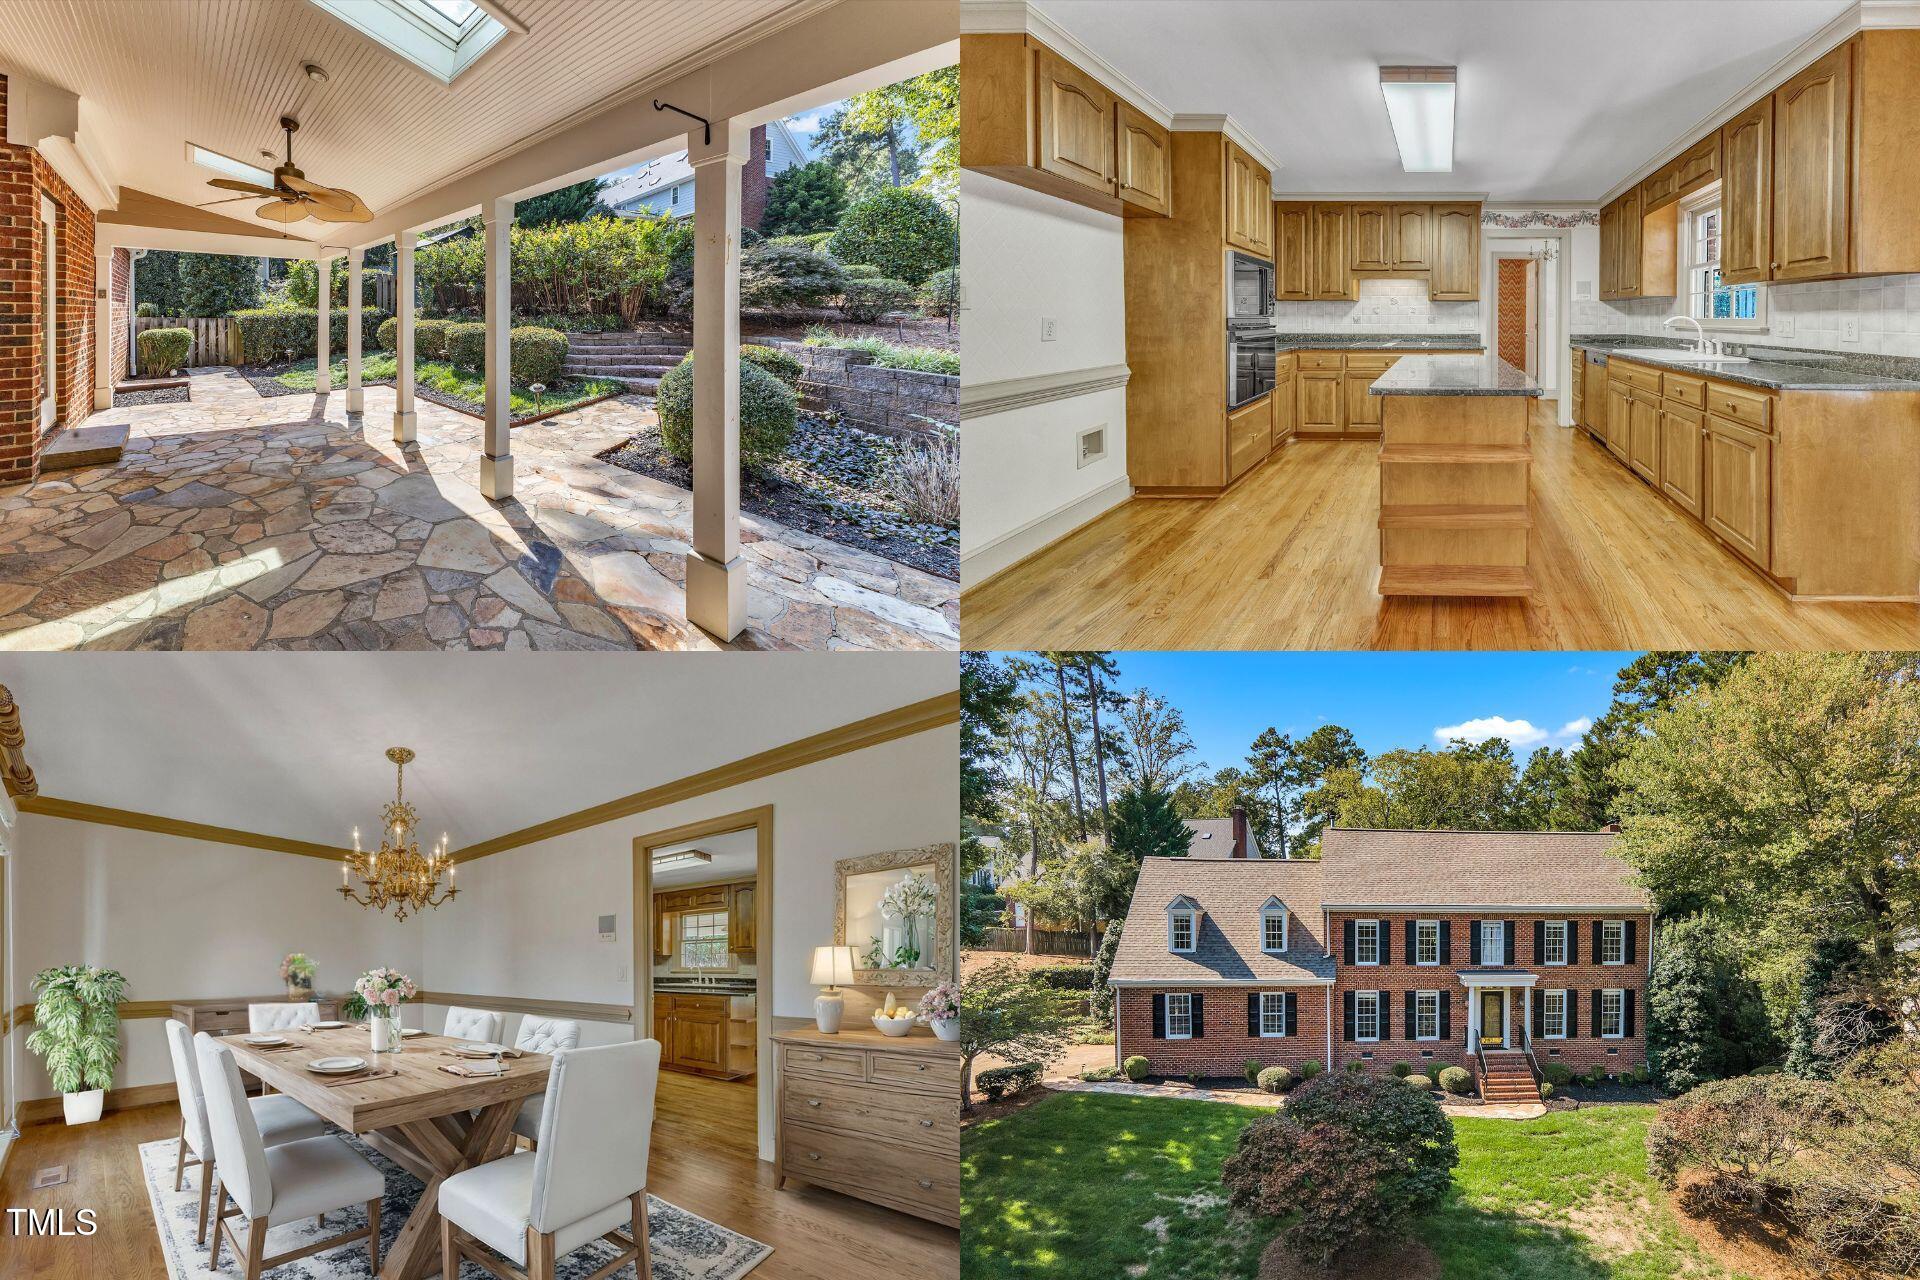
1483,211,1598,228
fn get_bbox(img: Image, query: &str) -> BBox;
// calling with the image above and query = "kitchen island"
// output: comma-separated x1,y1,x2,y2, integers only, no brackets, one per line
1372,354,1542,598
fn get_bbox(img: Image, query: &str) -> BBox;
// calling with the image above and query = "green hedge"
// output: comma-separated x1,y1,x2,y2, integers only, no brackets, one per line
657,356,796,470
826,186,957,286
1437,1066,1473,1095
839,277,914,324
136,327,193,377
374,317,565,382
977,1061,1042,1101
1027,964,1095,992
230,306,389,366
1122,1055,1149,1081
509,327,567,385
445,321,487,370
740,344,803,390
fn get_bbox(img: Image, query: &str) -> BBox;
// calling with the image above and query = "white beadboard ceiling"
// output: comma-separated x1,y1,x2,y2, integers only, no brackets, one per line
0,0,804,240
1030,0,1855,201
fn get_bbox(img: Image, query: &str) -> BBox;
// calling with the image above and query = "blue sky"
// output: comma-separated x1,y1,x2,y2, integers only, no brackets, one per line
1107,652,1639,773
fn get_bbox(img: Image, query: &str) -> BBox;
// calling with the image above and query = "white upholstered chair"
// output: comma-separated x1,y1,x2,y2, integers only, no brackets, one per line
509,1017,582,1148
163,1020,328,1244
445,1006,506,1043
247,1002,320,1033
439,1038,661,1280
195,1033,385,1279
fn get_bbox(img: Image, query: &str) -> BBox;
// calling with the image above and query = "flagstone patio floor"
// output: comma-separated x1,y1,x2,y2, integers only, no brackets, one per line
0,368,959,652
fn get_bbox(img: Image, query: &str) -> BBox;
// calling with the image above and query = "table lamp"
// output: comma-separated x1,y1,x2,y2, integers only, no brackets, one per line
810,945,858,1033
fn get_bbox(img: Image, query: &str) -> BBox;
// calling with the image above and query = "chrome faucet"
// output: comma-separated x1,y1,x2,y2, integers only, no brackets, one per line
1664,315,1709,353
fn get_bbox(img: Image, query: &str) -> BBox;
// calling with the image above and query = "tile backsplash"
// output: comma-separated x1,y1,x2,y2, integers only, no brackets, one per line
1574,273,1920,357
1271,275,1480,333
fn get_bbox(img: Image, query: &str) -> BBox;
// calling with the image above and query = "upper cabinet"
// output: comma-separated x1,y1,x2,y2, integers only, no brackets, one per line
1275,202,1312,301
1224,139,1273,257
1391,204,1433,270
1274,200,1477,302
959,33,1171,220
1771,42,1851,281
1310,203,1354,299
1719,97,1773,285
1599,186,1677,300
1350,203,1393,271
1429,204,1480,301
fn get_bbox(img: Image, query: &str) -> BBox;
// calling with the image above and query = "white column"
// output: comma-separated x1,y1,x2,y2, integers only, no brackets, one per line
92,248,113,410
314,255,332,393
393,235,416,442
480,196,513,500
345,247,364,415
684,120,750,641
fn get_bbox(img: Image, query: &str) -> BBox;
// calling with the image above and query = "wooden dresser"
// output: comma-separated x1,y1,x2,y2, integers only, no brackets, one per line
772,1023,960,1227
170,995,344,1035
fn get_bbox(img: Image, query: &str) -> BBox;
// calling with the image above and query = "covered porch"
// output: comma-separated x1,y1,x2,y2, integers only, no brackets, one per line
1459,968,1537,1050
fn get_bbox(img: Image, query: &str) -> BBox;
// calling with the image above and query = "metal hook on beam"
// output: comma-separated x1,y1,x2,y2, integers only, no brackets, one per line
653,100,711,146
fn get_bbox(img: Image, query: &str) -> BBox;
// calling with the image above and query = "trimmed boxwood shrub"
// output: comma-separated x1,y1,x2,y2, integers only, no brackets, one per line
1539,1082,1554,1100
920,265,959,317
839,262,884,281
826,186,956,285
657,356,797,470
1258,1066,1295,1094
1122,1055,1149,1081
1405,1074,1433,1091
1080,1064,1119,1082
509,326,568,385
740,344,804,390
1298,1059,1322,1080
839,277,913,324
135,301,160,318
1542,1062,1574,1087
1026,963,1095,992
976,1061,1042,1102
415,318,451,360
446,321,487,370
1437,1066,1473,1095
231,306,389,366
1391,1062,1413,1078
739,243,844,312
137,327,193,377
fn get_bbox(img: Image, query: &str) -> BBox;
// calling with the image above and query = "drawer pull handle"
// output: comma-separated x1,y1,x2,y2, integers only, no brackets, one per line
920,1119,934,1128
918,1179,934,1190
808,1152,822,1161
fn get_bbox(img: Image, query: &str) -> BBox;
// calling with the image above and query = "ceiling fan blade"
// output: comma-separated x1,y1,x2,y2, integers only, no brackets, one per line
304,201,366,224
208,178,280,197
280,173,355,212
255,199,311,225
196,194,262,208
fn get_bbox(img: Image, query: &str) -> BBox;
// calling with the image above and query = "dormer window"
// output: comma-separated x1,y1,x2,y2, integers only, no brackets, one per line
1167,896,1200,953
1261,897,1288,952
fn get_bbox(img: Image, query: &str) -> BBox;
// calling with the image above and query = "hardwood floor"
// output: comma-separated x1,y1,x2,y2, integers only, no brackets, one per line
0,1070,956,1279
963,401,1920,650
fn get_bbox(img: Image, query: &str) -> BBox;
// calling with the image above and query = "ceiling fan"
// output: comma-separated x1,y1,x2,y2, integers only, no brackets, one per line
200,117,372,224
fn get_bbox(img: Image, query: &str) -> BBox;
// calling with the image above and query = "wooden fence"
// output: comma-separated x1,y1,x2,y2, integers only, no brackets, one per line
976,926,1102,957
133,316,239,368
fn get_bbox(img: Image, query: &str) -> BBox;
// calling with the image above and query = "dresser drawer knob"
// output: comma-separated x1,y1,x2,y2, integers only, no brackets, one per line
806,1099,821,1107
918,1179,933,1190
919,1119,933,1128
808,1151,822,1161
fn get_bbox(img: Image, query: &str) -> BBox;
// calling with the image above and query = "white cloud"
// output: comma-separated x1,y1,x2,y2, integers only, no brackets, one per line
1558,717,1593,738
1434,716,1550,747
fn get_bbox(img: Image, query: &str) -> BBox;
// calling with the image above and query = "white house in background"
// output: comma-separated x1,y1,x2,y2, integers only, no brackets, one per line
600,119,811,228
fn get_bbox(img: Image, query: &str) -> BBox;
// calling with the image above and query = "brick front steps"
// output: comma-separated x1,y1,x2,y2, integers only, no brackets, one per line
561,332,691,395
1478,1050,1543,1104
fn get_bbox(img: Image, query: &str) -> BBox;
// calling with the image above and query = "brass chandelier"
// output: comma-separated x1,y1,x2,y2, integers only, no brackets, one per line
340,747,457,921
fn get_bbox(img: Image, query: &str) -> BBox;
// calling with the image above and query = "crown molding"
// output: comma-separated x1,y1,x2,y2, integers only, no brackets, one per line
961,0,1175,127
1170,113,1281,176
12,796,351,860
1274,191,1489,203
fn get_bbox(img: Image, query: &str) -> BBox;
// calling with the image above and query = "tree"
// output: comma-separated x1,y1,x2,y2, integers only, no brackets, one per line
1785,936,1898,1080
1174,765,1273,849
178,254,262,317
1003,839,1138,938
958,958,1075,1111
1285,725,1369,854
1570,651,1748,827
761,160,847,235
514,180,608,227
1065,653,1125,834
819,67,954,201
1648,914,1778,1092
1323,739,1522,832
1115,690,1200,793
1108,782,1191,864
961,652,1019,876
1245,728,1294,857
1508,746,1587,830
131,250,187,315
1018,654,1090,842
1088,919,1123,1022
824,186,956,286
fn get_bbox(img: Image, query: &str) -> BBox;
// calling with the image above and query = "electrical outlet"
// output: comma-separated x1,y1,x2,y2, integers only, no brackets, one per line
1777,315,1794,338
1842,316,1860,342
1041,317,1058,342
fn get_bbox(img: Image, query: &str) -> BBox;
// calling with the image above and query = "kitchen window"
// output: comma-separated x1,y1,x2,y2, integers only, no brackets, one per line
1415,920,1440,966
1543,989,1567,1038
1167,993,1193,1039
1601,989,1626,1039
1355,920,1380,965
1683,189,1766,330
1355,991,1380,1042
679,910,731,971
1602,920,1626,966
1415,991,1440,1041
1259,992,1288,1037
1543,921,1568,966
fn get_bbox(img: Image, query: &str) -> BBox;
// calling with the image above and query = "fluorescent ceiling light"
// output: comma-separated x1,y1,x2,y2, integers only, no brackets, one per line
653,848,714,871
187,143,275,188
306,0,508,84
1380,66,1456,173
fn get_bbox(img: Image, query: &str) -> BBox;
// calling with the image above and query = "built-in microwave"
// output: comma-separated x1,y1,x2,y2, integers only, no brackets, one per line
1230,250,1274,321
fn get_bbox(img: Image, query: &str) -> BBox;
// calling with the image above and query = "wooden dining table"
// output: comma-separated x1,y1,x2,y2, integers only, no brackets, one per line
218,1025,550,1280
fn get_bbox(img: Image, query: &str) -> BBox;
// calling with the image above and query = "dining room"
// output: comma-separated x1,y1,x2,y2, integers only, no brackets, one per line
0,652,960,1280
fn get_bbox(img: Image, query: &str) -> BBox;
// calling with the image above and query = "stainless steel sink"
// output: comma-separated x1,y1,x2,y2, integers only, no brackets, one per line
1611,347,1751,365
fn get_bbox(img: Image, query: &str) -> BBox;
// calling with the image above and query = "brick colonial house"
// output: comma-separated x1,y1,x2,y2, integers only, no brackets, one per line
1108,829,1655,1101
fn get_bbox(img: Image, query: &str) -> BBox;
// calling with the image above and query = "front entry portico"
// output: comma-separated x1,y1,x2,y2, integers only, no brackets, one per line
1460,969,1536,1050
1479,989,1505,1048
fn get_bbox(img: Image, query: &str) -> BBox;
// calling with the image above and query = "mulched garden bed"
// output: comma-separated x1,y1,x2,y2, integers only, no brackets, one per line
115,385,191,407
1546,1079,1664,1108
242,363,615,424
599,412,958,580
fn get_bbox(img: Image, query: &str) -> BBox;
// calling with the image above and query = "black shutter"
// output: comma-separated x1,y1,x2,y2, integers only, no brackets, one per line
1534,920,1546,964
1378,991,1391,1040
1625,990,1636,1037
1566,989,1578,1037
1592,989,1602,1037
1344,919,1356,965
1405,990,1416,1038
1248,992,1260,1037
1152,993,1166,1039
1626,919,1638,965
1504,921,1516,966
1440,920,1452,964
1533,988,1544,1033
1343,990,1356,1041
1406,920,1416,963
1191,994,1205,1038
1285,991,1298,1036
1567,920,1578,965
1470,921,1482,965
1440,991,1452,1042
1379,920,1391,965
1592,920,1603,962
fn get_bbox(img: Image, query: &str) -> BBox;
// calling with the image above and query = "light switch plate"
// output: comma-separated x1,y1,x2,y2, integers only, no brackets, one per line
1777,315,1794,337
598,913,617,941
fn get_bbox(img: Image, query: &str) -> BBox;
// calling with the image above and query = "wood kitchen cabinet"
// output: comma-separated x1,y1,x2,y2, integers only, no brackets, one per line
1275,203,1311,301
659,993,728,1076
1310,203,1353,299
1228,395,1271,480
1224,139,1272,257
1030,45,1115,199
1627,388,1661,485
1772,42,1851,281
1392,203,1433,269
1297,367,1344,433
1705,416,1772,571
1659,402,1706,519
1273,200,1476,301
1568,348,1584,424
1271,357,1296,449
1343,356,1395,437
1605,377,1632,463
1350,203,1392,271
1720,97,1773,285
728,882,756,955
1115,103,1172,217
1673,132,1721,196
1600,186,1677,300
1429,204,1480,301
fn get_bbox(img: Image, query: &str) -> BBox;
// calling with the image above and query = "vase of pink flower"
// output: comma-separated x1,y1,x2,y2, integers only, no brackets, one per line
919,981,960,1041
355,967,415,1054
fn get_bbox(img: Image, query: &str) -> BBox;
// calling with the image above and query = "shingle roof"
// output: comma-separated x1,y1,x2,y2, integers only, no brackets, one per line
1182,818,1262,859
1109,857,1334,985
1317,829,1651,909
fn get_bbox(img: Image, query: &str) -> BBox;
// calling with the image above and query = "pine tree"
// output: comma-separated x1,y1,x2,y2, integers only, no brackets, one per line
514,180,608,227
1108,782,1191,864
762,161,847,236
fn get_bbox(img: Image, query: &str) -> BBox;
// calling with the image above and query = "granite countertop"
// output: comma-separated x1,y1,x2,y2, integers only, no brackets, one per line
1570,334,1920,392
1272,332,1483,353
1370,353,1542,397
653,979,756,996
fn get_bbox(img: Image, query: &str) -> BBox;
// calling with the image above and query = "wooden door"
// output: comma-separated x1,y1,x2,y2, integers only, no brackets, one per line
1271,370,1295,448
1480,990,1504,1047
1628,389,1661,484
1392,203,1432,269
1659,402,1706,519
1605,377,1632,462
1430,204,1479,300
1675,132,1721,195
729,883,757,953
1114,103,1171,216
1344,369,1383,435
1772,42,1852,281
1350,203,1392,271
1032,46,1114,197
1298,370,1343,431
1616,188,1643,297
1311,204,1352,299
1720,97,1773,285
1242,154,1273,257
1275,205,1311,301
1705,415,1772,569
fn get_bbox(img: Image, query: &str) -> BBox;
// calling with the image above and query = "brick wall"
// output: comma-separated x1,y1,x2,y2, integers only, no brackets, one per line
757,338,958,438
0,74,99,485
109,247,130,384
740,124,770,233
1496,257,1529,369
1328,911,1650,1075
1116,985,1333,1079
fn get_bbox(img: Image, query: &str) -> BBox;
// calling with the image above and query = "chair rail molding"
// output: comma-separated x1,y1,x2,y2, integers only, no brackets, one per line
959,363,1131,420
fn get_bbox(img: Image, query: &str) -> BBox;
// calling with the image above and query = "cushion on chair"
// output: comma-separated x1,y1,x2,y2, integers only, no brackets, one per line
438,1152,631,1266
261,1136,385,1227
514,1017,581,1055
510,1094,545,1143
248,1003,321,1033
250,1093,329,1147
444,1006,505,1043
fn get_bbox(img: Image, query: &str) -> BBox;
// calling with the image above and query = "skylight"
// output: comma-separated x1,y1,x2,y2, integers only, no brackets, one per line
306,0,509,85
187,143,275,189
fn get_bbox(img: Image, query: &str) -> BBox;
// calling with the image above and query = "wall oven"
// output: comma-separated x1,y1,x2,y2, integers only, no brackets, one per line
1229,329,1277,409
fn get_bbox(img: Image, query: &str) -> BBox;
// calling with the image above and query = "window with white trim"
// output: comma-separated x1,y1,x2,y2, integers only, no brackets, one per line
1480,920,1504,961
1415,991,1440,1041
1601,989,1625,1038
1542,989,1567,1038
1543,921,1568,966
671,186,680,207
1262,907,1288,953
1166,993,1193,1039
678,910,731,971
1170,910,1197,953
1259,992,1288,1037
1355,991,1380,1041
1682,187,1767,330
1355,920,1380,965
1602,920,1626,966
1415,920,1440,966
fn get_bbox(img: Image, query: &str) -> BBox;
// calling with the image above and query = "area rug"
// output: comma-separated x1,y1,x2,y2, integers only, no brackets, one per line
139,1134,772,1279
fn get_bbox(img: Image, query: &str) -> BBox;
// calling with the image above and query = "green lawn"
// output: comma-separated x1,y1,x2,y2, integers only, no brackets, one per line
269,356,620,417
962,1092,1761,1280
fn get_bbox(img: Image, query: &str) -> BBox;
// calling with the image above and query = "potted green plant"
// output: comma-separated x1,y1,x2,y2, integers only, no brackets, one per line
25,965,128,1125
280,952,316,1000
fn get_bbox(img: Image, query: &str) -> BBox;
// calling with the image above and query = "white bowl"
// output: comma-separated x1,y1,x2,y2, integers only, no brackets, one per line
871,1013,917,1037
310,1021,347,1029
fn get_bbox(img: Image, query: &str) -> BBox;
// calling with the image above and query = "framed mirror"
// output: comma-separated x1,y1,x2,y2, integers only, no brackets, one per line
835,842,956,987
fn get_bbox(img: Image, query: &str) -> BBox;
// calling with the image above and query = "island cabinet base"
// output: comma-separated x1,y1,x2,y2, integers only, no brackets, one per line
1377,396,1534,597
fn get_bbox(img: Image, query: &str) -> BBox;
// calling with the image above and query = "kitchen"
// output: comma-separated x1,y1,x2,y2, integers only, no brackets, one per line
958,0,1920,651
650,828,760,1082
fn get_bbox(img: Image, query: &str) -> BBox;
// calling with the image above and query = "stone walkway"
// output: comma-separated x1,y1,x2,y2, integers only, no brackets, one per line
0,369,959,651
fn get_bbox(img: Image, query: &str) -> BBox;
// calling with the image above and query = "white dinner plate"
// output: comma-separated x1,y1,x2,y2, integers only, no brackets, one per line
307,1056,368,1074
400,1027,427,1037
242,1034,288,1046
309,1021,346,1029
453,1042,506,1058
